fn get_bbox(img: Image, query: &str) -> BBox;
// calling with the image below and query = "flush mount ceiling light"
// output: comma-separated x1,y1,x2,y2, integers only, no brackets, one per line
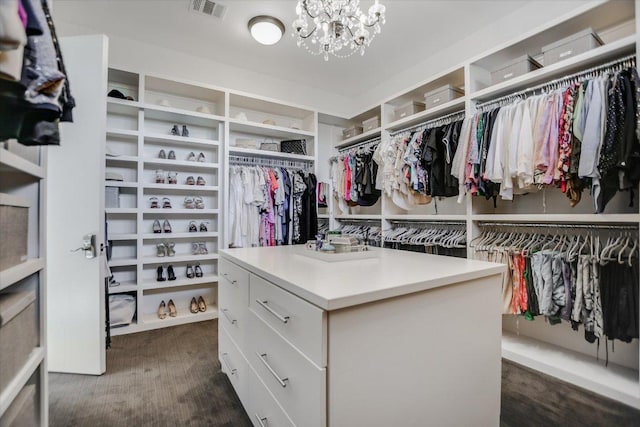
248,15,285,46
292,0,386,61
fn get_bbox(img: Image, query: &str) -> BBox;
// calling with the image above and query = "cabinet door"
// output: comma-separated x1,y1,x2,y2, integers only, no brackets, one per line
46,35,108,375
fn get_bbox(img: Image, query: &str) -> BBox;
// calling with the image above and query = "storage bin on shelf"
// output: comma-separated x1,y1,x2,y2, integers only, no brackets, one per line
423,85,463,108
343,126,363,140
362,116,379,132
0,291,37,391
542,28,603,66
394,101,425,121
491,55,542,84
0,193,29,272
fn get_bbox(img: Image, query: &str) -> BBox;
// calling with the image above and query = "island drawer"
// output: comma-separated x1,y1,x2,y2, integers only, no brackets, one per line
219,259,249,289
219,326,249,404
246,311,326,427
219,269,248,349
248,366,296,427
249,273,327,367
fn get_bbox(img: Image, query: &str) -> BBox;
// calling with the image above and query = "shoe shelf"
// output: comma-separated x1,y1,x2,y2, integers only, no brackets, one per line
0,347,45,417
143,132,220,147
108,258,138,268
0,259,45,292
104,181,138,188
143,103,225,123
105,208,137,215
107,281,137,295
141,253,219,265
141,232,218,240
0,148,45,179
106,128,139,138
141,308,218,328
228,146,315,162
140,275,219,291
108,233,138,241
143,158,219,169
142,183,219,192
107,97,142,109
142,208,219,215
106,155,139,165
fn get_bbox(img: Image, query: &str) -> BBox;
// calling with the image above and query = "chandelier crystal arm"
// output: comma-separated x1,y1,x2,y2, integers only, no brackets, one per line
298,26,317,40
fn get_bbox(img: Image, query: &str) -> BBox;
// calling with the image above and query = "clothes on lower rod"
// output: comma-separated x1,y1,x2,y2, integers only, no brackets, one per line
330,145,381,214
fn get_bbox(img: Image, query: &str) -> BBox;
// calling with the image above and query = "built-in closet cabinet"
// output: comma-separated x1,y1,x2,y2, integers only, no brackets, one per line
317,0,640,409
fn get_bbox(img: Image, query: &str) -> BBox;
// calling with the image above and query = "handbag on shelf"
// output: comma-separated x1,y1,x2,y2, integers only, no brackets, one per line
280,139,307,155
260,138,279,152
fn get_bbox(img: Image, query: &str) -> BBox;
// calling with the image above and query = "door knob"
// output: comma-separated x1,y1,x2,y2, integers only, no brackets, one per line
71,233,97,259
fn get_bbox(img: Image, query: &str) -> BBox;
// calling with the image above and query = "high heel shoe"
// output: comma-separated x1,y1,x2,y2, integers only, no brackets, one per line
196,176,206,186
189,221,198,232
162,197,172,209
186,264,194,279
194,263,203,278
198,296,207,312
199,222,208,232
159,149,167,159
182,125,189,137
190,297,199,314
195,196,204,209
197,152,205,162
192,242,200,255
152,219,162,233
184,196,195,209
155,169,165,184
168,172,178,184
187,151,196,162
198,242,208,255
163,219,172,233
168,150,176,160
157,243,167,257
149,197,159,209
156,266,166,282
170,125,180,136
167,265,176,281
185,175,195,185
158,300,167,319
168,299,177,317
166,242,175,257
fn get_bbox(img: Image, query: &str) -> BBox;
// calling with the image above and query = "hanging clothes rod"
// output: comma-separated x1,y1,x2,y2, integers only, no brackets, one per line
477,222,638,231
388,220,466,227
335,218,382,224
476,53,636,111
389,109,466,137
229,155,313,170
337,136,381,153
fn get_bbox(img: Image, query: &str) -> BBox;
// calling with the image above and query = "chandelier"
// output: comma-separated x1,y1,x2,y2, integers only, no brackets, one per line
292,0,386,61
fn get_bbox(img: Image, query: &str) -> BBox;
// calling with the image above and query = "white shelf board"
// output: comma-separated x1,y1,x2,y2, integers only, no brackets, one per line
317,214,330,219
385,98,466,132
471,35,636,102
108,281,137,294
105,208,137,214
141,253,219,265
0,259,45,292
143,158,219,169
142,208,219,215
384,214,468,221
108,258,138,267
107,98,142,109
143,132,220,147
106,128,139,138
471,214,640,223
228,146,315,162
229,118,315,140
141,232,218,240
108,233,138,241
502,332,640,409
335,214,382,220
104,181,138,188
140,275,219,290
142,183,219,192
334,127,382,149
111,307,218,336
105,155,139,164
143,103,225,122
0,347,45,417
0,148,45,179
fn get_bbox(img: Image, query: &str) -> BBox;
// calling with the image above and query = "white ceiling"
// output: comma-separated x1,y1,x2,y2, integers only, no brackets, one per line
54,0,531,98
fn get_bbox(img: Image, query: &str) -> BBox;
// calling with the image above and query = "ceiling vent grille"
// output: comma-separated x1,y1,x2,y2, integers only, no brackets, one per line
189,0,227,19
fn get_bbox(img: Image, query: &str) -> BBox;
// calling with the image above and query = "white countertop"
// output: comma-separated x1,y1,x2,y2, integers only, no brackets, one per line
220,246,505,311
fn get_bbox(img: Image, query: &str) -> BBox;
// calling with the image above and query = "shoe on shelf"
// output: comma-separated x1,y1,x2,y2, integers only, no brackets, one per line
168,150,176,160
191,242,200,255
156,265,166,282
171,125,180,136
157,243,167,257
194,263,203,278
187,151,196,162
198,242,208,255
194,196,204,209
108,275,120,287
158,300,167,319
159,149,167,159
149,197,160,209
196,176,206,186
167,265,176,281
190,297,199,314
155,169,165,184
168,299,177,317
184,196,195,209
199,222,208,232
182,125,189,137
186,175,195,185
197,152,205,162
153,219,162,233
166,242,175,257
198,296,207,312
162,197,172,209
163,219,172,233
186,264,195,279
168,171,178,184
189,221,198,232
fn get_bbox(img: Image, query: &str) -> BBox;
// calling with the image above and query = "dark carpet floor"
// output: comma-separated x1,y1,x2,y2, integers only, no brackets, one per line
49,320,640,427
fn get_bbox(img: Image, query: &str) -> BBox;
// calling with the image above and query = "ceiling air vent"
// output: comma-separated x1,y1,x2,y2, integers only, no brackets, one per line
189,0,227,19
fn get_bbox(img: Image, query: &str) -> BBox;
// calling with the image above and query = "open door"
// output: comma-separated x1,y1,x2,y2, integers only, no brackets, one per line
46,35,108,375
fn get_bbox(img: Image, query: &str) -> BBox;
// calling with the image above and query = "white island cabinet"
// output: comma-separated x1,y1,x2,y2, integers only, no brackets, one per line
218,246,505,427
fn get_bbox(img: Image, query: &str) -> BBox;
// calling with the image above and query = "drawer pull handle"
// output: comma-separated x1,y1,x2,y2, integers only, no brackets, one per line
221,352,237,376
222,273,237,284
221,308,237,325
256,352,288,388
254,414,268,427
256,299,289,324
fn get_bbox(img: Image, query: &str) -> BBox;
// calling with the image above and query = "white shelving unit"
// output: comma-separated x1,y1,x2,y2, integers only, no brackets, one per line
317,0,640,409
0,140,48,424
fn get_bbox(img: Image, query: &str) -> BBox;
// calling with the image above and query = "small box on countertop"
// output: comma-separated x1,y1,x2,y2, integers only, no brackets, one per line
362,116,379,132
0,193,29,272
0,291,38,392
542,28,603,66
342,126,363,140
394,101,425,121
423,85,464,108
105,186,120,209
491,55,542,85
